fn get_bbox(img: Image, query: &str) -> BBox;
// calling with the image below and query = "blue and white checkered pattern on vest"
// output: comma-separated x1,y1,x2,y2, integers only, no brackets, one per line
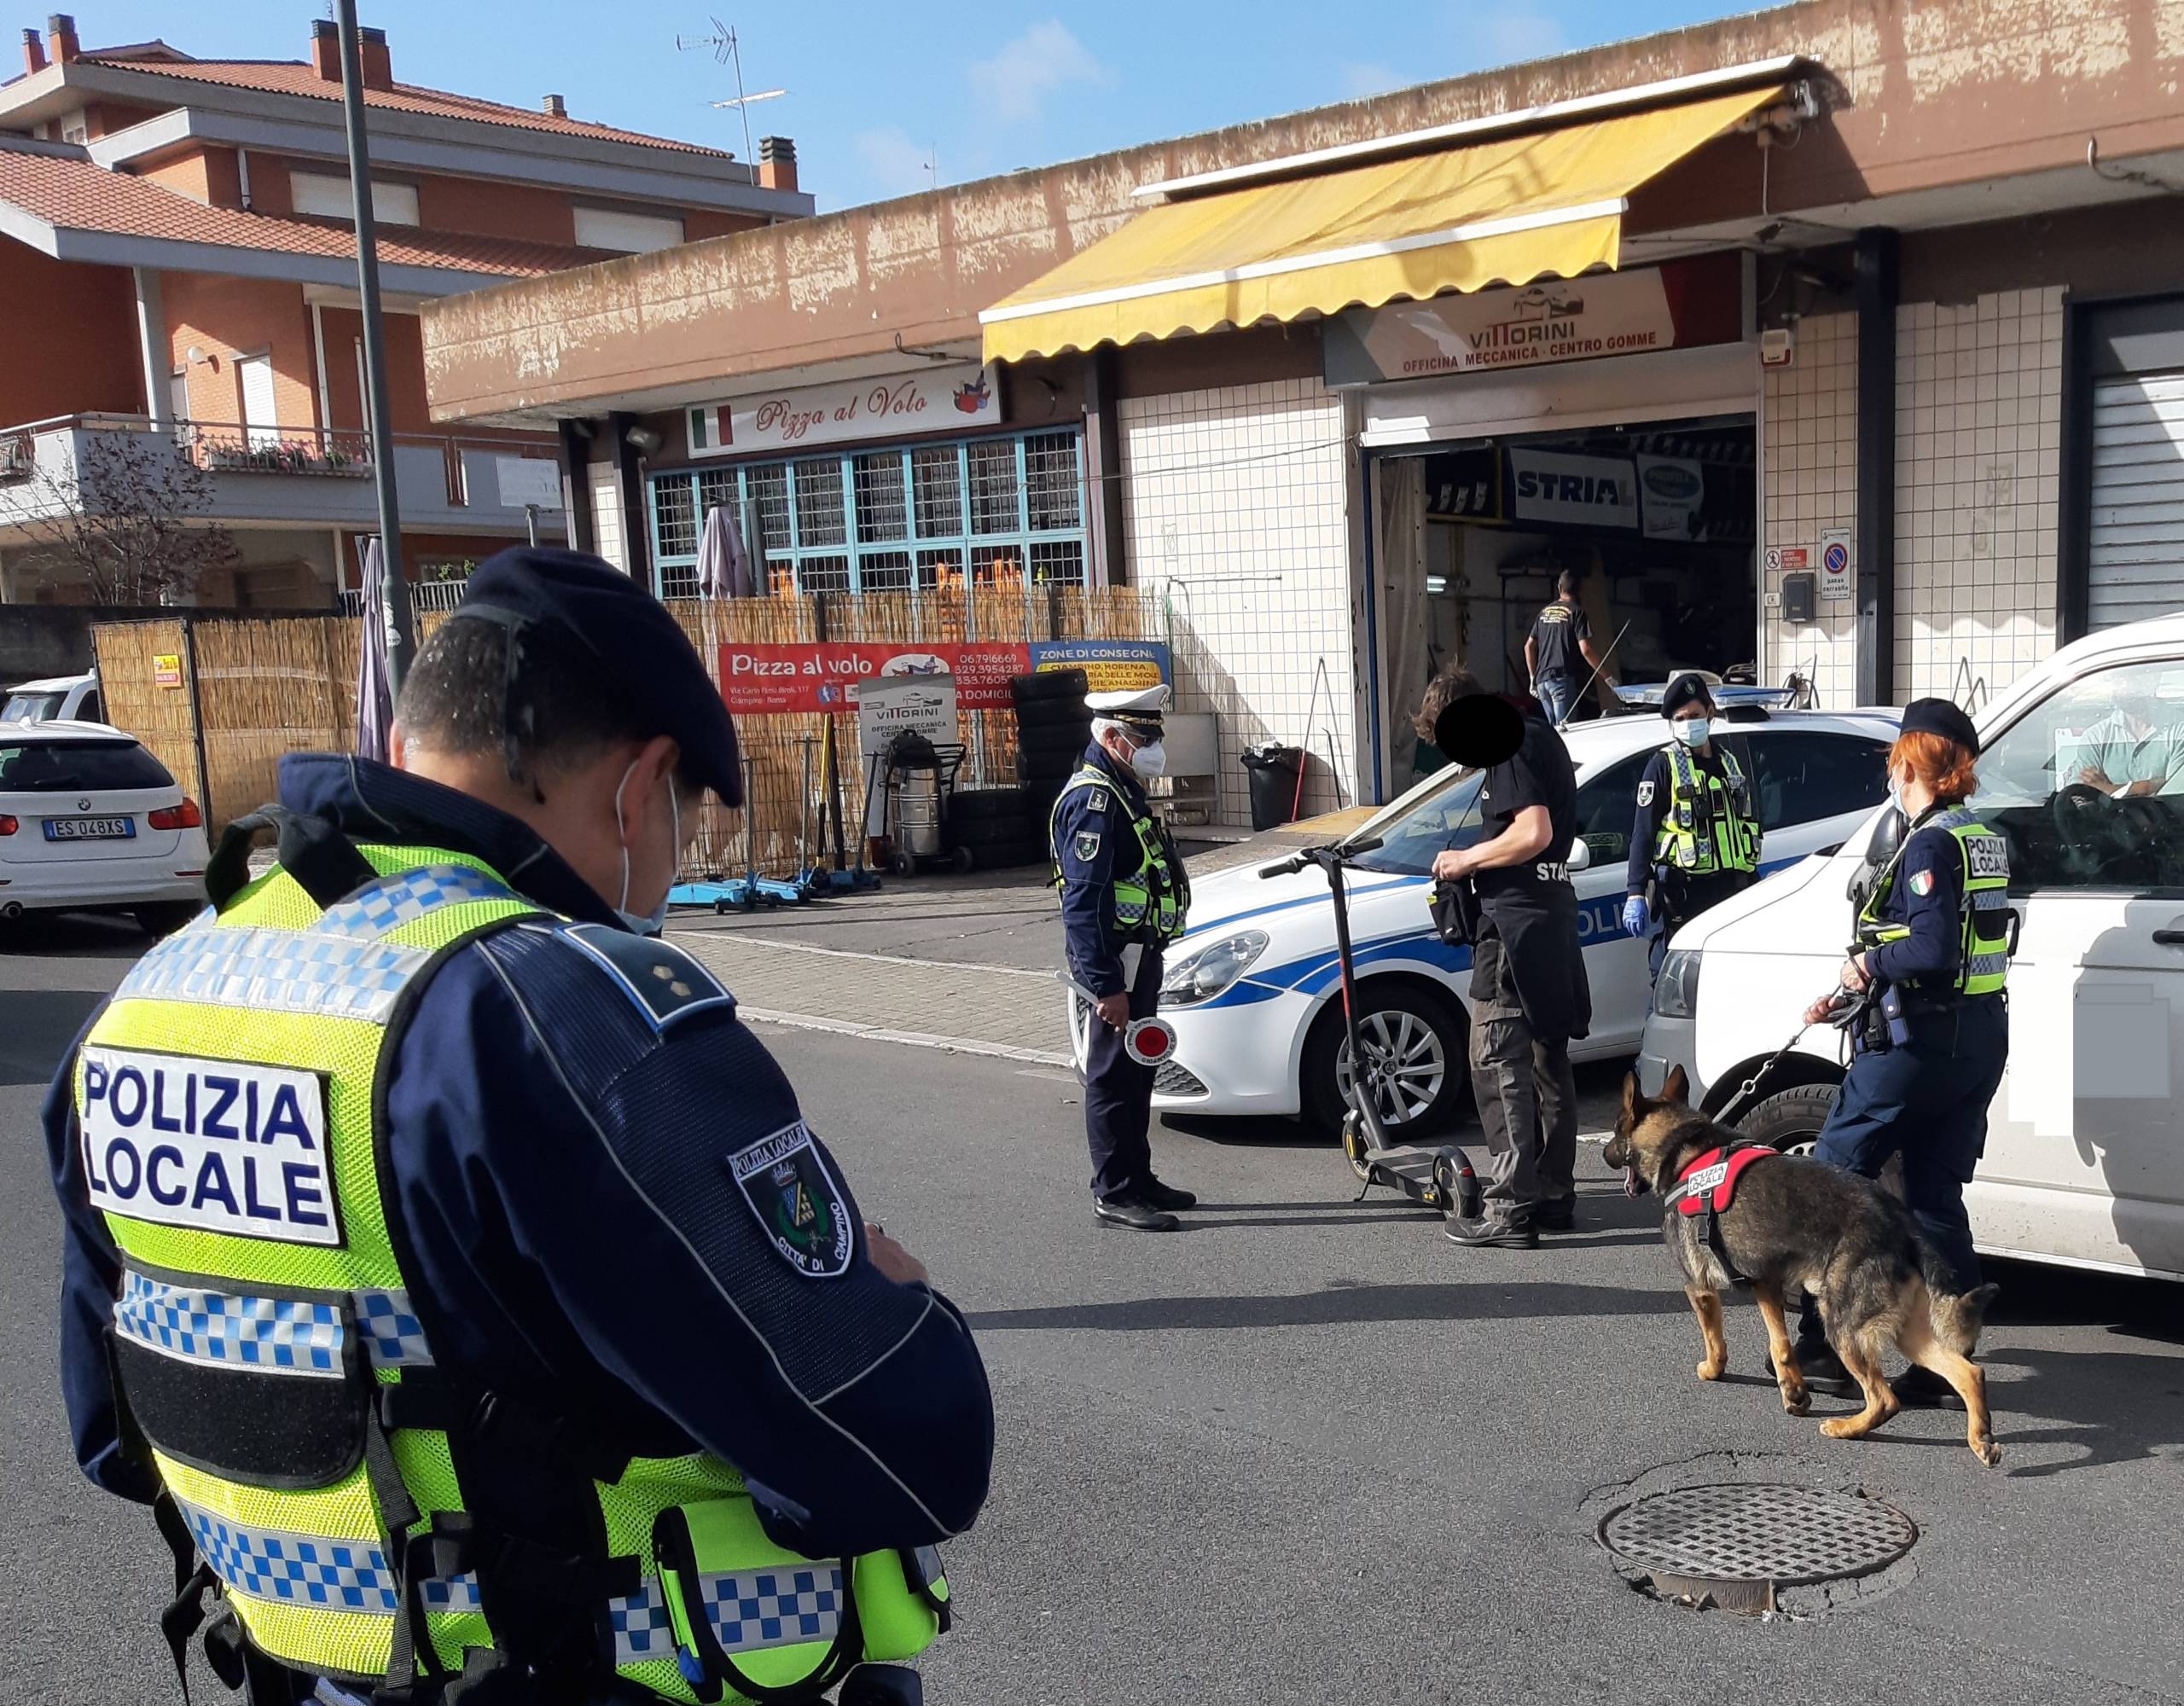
696,1566,845,1653
114,1270,435,1372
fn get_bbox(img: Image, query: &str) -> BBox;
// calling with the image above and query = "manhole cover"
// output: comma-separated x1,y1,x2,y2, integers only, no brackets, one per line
1601,1484,1915,1604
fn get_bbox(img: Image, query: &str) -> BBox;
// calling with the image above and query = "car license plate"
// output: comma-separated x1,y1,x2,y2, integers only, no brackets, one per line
44,816,135,841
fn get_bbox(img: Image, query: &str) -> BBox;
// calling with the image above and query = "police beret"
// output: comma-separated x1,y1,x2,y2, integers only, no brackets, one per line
452,548,744,805
1660,672,1715,718
1898,696,1980,756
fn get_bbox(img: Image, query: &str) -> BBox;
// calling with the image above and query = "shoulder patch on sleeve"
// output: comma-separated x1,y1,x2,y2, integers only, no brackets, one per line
1084,787,1108,815
559,923,734,1032
1908,868,1935,896
1637,780,1655,807
728,1120,853,1278
1073,829,1102,862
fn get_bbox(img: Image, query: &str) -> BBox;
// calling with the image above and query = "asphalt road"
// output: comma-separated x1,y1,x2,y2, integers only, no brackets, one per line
5,915,2182,1704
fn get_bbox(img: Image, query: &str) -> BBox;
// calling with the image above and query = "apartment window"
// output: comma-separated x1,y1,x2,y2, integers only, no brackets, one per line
291,171,420,227
573,206,686,255
236,355,279,450
647,429,1089,600
60,113,88,145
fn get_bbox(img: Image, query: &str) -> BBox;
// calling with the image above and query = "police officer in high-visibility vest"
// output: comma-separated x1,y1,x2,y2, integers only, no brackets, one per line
1621,673,1761,981
1789,697,2012,1406
1049,685,1194,1232
44,549,991,1704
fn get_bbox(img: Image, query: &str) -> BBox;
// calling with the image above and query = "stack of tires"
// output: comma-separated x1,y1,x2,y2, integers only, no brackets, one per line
943,786,1044,872
1012,667,1093,833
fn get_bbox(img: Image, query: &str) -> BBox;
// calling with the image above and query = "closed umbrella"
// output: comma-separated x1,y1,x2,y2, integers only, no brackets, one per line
355,536,394,762
695,502,752,599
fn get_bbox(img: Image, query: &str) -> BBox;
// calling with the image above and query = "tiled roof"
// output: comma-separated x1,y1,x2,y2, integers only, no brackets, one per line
79,55,734,160
0,145,607,276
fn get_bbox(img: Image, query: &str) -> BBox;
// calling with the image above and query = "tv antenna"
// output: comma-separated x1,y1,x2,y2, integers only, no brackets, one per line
675,18,787,162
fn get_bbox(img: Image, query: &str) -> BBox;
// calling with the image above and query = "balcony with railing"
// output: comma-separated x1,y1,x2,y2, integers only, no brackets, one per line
0,414,566,537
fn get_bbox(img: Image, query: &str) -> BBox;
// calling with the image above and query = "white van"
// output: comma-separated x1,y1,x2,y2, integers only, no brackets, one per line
1639,613,2184,1283
3,670,102,725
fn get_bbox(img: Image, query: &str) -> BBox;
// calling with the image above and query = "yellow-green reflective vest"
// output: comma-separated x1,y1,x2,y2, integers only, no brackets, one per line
1048,766,1190,942
1856,809,2013,998
1653,742,1759,876
77,844,946,1702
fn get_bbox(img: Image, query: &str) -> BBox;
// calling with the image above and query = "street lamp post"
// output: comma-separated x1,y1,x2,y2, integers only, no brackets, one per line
337,0,414,695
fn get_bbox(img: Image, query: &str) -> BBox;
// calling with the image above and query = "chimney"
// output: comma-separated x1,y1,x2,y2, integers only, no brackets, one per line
45,12,76,63
309,18,392,89
357,26,392,91
21,26,45,74
541,93,566,119
758,135,797,194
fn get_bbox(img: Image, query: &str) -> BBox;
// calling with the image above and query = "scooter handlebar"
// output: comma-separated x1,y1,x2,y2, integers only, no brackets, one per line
1256,835,1384,879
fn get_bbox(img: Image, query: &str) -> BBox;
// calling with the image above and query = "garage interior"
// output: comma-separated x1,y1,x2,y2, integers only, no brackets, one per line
1375,413,1758,777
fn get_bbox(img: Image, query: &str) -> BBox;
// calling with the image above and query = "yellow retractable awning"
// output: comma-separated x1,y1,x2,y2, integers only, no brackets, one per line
980,84,1780,364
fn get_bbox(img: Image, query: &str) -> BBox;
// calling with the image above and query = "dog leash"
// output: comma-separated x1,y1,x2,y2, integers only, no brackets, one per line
1623,993,1867,1199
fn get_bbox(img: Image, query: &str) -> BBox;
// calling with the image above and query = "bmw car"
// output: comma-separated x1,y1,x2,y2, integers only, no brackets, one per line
1136,708,1902,1134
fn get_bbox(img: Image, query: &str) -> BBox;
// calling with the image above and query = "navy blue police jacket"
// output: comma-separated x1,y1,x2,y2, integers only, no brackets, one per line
46,754,994,1558
1865,816,1972,988
1051,741,1147,999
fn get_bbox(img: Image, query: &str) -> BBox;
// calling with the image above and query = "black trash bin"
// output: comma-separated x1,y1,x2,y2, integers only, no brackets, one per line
1240,744,1304,831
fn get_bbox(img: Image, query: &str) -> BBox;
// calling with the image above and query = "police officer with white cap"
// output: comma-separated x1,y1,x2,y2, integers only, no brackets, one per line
46,548,990,1702
1048,685,1195,1230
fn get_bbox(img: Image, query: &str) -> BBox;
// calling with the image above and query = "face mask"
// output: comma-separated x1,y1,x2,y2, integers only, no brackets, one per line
1129,740,1167,780
1888,774,1910,818
613,760,681,937
1673,717,1711,749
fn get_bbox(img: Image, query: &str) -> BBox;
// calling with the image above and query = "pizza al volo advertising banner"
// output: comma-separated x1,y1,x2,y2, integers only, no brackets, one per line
1321,252,1742,387
719,639,1170,714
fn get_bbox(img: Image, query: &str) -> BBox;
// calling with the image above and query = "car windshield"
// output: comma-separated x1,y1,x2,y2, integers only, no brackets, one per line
1346,764,1490,876
0,740,173,792
2,692,64,722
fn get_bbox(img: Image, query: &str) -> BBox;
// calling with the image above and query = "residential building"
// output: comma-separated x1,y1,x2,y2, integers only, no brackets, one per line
421,0,2184,824
0,11,810,610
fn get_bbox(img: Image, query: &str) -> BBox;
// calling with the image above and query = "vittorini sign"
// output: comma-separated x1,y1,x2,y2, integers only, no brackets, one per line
1321,253,1742,387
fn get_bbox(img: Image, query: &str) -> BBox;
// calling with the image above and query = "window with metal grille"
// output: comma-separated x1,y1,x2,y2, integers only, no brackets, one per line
644,429,1089,597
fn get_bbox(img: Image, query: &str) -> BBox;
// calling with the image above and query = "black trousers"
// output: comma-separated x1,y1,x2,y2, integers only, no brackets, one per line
1467,935,1577,1223
1084,943,1165,1201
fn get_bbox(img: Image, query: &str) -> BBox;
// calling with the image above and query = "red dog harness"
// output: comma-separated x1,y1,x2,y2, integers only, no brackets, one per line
1663,1142,1776,1285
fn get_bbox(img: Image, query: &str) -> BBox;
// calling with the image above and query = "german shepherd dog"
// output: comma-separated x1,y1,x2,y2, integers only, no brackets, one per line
1603,1067,2001,1466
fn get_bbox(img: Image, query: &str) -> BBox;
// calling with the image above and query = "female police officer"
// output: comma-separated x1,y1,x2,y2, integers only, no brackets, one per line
1620,673,1761,982
1791,697,2011,1403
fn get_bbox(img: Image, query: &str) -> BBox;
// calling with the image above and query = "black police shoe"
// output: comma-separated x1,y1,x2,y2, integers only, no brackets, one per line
1095,1195,1180,1232
1139,1178,1197,1212
1891,1366,1966,1409
1533,1197,1577,1233
1444,1215,1538,1250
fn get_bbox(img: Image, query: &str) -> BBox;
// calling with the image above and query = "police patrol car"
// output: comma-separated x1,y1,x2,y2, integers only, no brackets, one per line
1640,614,2184,1283
1144,708,1902,1134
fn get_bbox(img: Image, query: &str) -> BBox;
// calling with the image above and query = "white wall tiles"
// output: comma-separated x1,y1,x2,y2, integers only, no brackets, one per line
1119,378,1357,827
1892,288,2065,706
1762,311,1860,706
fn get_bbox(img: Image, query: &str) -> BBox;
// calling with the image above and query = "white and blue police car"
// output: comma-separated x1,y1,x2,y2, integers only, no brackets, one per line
1139,706,1902,1134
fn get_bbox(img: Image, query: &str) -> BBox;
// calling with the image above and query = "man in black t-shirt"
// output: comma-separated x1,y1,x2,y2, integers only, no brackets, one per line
1525,569,1605,727
1432,706,1591,1249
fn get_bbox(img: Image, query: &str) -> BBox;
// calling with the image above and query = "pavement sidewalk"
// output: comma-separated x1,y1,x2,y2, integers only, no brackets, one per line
674,928,1075,1065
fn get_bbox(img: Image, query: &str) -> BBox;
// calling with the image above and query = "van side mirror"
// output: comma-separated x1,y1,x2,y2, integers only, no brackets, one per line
1846,805,1906,906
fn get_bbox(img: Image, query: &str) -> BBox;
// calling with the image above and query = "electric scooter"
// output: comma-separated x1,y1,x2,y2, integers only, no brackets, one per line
1261,836,1484,1221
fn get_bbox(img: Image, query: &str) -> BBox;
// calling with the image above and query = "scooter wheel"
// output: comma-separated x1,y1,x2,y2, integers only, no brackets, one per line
1431,1152,1458,1215
1340,1112,1373,1185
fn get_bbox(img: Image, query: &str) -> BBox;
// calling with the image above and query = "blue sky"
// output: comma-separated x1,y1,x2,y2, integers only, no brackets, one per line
62,2,1762,210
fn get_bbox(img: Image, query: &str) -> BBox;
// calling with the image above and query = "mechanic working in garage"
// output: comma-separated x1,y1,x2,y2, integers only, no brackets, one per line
1525,569,1606,727
1049,684,1196,1231
1790,696,2011,1407
46,548,991,1702
1622,673,1762,982
1431,675,1592,1249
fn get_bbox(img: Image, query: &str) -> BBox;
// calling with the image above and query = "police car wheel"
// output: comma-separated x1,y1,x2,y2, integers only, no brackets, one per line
1733,1082,1839,1157
1301,984,1467,1138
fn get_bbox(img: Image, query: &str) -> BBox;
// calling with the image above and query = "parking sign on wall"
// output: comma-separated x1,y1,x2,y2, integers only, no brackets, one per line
1820,528,1853,601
